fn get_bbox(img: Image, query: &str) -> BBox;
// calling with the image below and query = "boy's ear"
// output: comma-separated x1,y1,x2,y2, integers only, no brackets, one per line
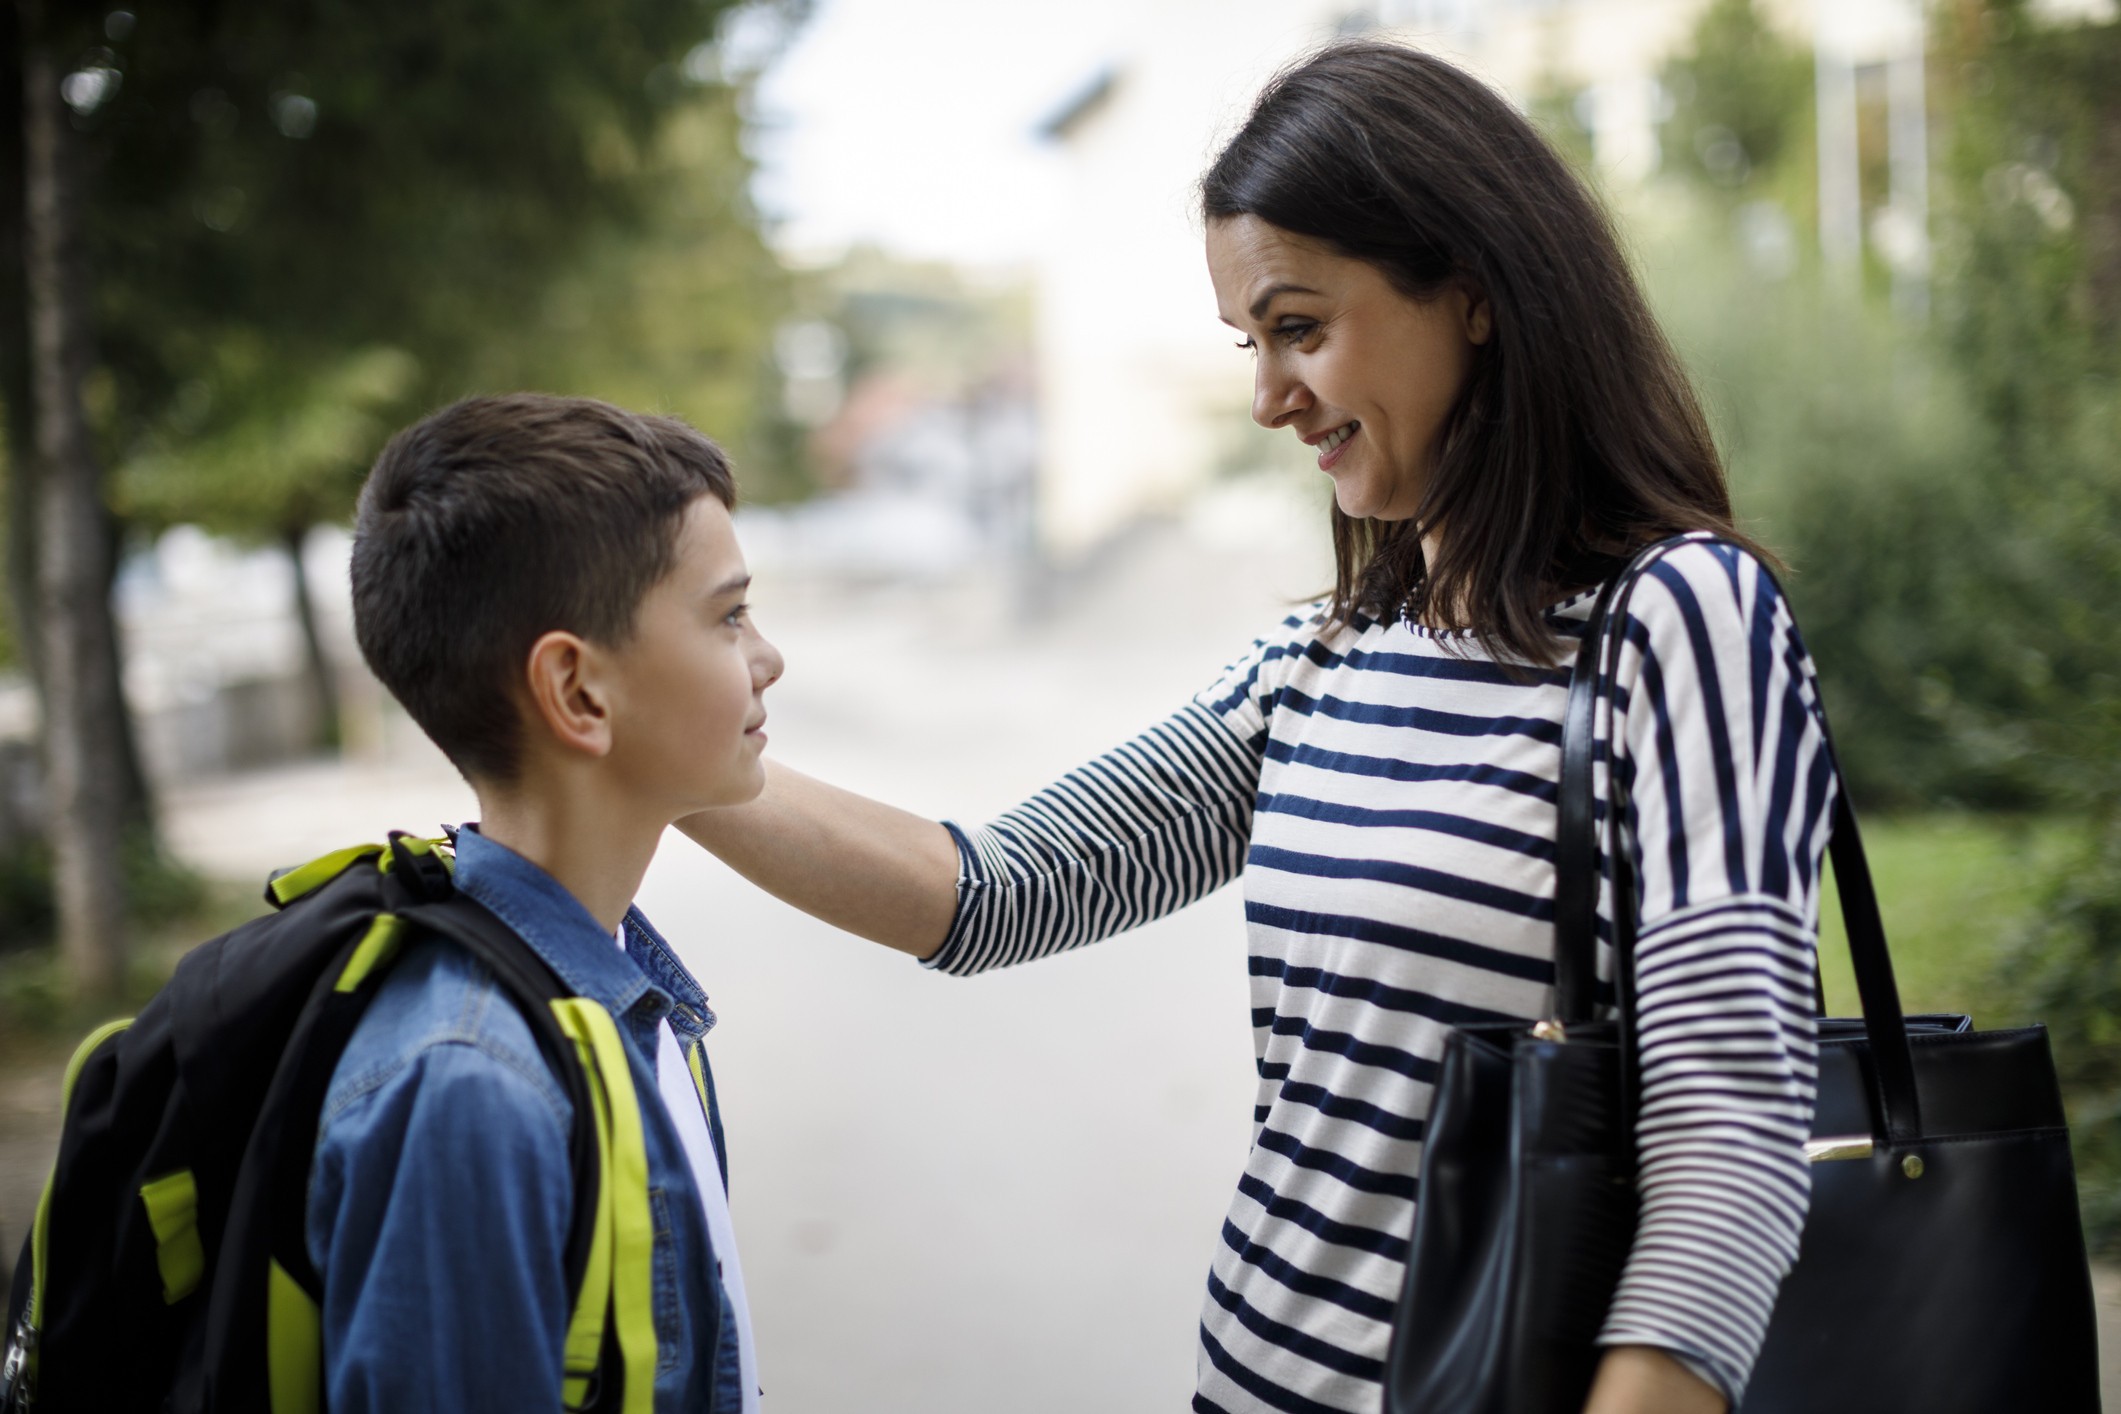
521,630,614,759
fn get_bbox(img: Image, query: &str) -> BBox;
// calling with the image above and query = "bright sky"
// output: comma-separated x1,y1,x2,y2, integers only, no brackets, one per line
747,0,1132,268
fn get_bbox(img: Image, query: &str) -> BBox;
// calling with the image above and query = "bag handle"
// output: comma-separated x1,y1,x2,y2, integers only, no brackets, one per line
1553,533,1924,1146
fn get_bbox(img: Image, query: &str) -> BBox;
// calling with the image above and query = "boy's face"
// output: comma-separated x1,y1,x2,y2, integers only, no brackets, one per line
603,495,782,813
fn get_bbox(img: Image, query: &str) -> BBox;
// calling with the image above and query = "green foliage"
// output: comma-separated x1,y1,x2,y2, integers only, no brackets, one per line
469,85,804,500
0,825,208,971
0,835,49,946
2002,813,2121,1254
1644,0,2120,817
1650,0,2121,1253
1659,0,1815,194
1640,211,2015,806
1928,3,2121,802
1814,814,2077,1021
67,0,798,542
115,346,418,536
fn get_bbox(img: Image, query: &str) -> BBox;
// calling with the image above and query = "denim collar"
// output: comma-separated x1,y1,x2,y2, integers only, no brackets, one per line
450,824,661,1023
451,824,717,1043
623,908,717,1042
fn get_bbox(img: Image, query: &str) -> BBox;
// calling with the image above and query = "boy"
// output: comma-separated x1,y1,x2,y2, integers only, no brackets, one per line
323,393,782,1411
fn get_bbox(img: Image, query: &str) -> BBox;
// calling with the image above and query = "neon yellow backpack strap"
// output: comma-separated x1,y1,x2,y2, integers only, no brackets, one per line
265,1259,323,1414
550,998,659,1413
265,844,386,906
24,1018,133,1389
265,835,454,908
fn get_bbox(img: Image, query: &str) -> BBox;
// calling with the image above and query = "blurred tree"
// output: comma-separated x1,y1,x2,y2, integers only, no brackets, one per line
1933,0,2121,1252
1659,0,1814,196
476,77,802,500
1654,0,2121,1247
18,4,127,996
4,0,800,992
118,344,420,747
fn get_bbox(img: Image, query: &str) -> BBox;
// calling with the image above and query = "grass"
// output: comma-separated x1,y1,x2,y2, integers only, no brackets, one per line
1815,812,2078,1025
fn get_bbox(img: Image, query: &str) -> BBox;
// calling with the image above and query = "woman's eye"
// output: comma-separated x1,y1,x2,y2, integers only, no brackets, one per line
1274,320,1317,345
1234,336,1257,352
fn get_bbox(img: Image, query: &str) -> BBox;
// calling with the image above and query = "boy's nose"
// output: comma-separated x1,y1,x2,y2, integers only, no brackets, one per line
754,637,785,690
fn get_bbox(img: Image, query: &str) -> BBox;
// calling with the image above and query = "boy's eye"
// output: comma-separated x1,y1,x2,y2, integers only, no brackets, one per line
723,602,751,627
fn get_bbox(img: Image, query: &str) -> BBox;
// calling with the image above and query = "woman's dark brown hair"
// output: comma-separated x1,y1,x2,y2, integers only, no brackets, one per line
1201,40,1769,663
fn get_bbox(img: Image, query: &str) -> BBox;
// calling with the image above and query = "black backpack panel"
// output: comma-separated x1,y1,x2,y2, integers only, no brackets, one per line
2,834,612,1414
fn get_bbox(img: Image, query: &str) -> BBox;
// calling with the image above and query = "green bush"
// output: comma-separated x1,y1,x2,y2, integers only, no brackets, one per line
1646,0,2121,1251
2001,811,2121,1254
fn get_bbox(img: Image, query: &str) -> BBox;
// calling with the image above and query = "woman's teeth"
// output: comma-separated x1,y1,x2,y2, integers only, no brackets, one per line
1320,422,1358,453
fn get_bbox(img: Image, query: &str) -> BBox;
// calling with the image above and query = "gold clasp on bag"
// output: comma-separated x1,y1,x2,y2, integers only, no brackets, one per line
1530,1019,1567,1042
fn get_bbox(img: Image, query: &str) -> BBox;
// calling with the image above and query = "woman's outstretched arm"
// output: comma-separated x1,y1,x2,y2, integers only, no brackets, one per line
679,608,1308,972
678,692,1268,971
676,761,962,958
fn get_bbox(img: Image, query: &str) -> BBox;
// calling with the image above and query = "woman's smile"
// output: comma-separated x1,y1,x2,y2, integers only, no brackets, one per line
1309,419,1361,469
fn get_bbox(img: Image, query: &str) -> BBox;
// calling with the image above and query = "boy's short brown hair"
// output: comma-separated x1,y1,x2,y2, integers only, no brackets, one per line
351,393,735,783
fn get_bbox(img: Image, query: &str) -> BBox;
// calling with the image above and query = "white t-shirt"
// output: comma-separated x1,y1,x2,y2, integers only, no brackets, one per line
618,929,761,1410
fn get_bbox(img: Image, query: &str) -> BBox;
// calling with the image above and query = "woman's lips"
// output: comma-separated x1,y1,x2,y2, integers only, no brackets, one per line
1316,421,1359,470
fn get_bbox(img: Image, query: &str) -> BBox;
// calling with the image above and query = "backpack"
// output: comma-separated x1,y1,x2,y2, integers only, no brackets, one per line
2,832,660,1413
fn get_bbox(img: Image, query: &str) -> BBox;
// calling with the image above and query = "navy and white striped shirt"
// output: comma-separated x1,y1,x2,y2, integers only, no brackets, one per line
927,539,1833,1413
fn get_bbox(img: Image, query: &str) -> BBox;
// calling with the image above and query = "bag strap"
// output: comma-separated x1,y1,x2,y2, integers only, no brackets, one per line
1554,533,1924,1147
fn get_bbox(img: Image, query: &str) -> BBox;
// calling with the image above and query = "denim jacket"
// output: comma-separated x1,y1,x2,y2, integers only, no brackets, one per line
305,826,743,1412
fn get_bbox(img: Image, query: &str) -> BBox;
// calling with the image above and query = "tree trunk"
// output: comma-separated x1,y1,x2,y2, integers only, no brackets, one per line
103,508,154,834
282,522,340,751
0,4,40,691
22,29,126,996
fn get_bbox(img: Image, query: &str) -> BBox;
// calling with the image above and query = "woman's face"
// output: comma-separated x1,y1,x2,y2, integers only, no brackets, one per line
1207,214,1489,522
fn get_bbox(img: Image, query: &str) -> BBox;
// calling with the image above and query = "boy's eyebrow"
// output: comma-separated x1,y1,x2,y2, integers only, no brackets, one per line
709,573,752,599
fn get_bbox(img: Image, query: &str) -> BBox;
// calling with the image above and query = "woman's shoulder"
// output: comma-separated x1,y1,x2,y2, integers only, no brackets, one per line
1193,597,1353,723
1596,536,1830,719
1618,535,1793,645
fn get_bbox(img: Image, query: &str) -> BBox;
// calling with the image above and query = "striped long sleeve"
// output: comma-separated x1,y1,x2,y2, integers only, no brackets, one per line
924,702,1258,976
929,538,1833,1414
1596,542,1832,1400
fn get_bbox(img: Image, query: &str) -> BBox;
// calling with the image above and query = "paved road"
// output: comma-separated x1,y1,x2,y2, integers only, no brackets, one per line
9,503,2118,1409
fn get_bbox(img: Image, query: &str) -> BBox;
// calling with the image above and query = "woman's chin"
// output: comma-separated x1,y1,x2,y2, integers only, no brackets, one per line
1330,480,1412,523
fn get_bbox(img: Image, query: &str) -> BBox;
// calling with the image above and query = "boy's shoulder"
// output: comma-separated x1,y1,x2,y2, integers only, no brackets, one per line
319,931,573,1142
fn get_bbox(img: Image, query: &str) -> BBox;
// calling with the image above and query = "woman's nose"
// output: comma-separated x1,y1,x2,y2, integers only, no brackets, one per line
1252,360,1309,429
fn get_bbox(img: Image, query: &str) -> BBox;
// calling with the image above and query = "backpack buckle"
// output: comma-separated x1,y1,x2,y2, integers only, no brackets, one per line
1,1314,35,1411
386,831,455,903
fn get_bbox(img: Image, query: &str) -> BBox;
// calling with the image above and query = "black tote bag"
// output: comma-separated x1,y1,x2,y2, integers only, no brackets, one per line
1384,536,2104,1414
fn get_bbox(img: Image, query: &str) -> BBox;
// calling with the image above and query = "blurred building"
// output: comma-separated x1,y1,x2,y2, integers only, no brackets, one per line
746,251,1039,581
1025,0,1972,555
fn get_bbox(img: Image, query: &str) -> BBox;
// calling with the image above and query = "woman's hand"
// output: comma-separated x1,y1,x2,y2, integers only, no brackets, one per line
1582,1347,1727,1414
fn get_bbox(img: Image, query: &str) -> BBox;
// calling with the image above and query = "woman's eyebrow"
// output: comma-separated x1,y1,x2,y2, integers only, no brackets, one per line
1249,283,1320,320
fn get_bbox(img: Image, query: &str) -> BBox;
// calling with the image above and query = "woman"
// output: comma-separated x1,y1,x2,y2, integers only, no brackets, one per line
684,41,1831,1414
